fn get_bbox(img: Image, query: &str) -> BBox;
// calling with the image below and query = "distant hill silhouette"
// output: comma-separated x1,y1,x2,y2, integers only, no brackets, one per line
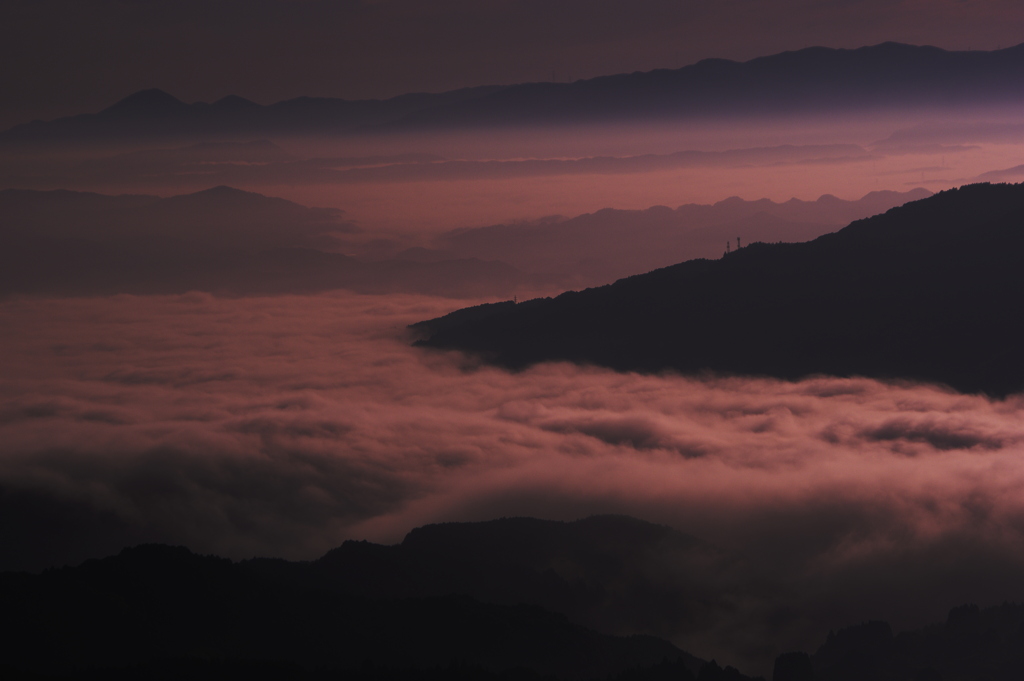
392,43,1024,130
424,189,931,287
5,43,1024,143
0,86,506,145
0,185,350,249
0,540,750,681
413,183,1024,396
3,185,930,298
0,187,526,298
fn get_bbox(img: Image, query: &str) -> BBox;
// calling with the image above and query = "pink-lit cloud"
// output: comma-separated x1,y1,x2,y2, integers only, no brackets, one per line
2,290,1024,669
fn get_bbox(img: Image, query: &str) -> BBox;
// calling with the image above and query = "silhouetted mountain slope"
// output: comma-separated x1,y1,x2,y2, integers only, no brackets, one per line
242,516,732,646
6,521,1024,681
6,43,1024,143
413,183,1024,396
803,604,1024,681
0,86,507,145
0,187,526,297
394,43,1024,129
0,543,735,681
427,189,930,286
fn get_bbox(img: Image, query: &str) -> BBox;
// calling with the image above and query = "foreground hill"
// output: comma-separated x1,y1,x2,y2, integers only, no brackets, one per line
4,516,1024,680
413,183,1024,396
0,538,736,681
244,516,731,647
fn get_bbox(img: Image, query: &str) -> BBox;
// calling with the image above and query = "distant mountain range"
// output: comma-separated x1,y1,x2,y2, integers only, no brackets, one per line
0,85,505,145
421,189,931,287
0,185,934,297
0,186,526,298
413,183,1024,396
3,515,1023,681
5,43,1024,143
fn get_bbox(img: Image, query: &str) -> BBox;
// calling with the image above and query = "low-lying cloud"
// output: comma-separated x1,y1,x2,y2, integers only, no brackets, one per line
3,291,1024,670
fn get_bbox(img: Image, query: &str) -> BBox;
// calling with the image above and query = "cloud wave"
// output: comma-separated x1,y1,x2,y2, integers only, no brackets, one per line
2,291,1024,669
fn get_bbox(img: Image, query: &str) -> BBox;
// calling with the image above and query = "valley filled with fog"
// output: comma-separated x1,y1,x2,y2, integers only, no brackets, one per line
4,290,1024,673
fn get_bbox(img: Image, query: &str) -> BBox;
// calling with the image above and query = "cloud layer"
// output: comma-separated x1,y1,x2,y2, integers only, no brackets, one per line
3,291,1024,669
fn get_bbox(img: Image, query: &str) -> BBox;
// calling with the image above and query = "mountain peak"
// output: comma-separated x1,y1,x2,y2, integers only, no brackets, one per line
163,185,269,205
101,89,188,116
191,184,255,197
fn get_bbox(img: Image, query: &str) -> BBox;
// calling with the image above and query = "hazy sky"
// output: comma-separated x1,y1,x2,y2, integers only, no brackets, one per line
4,0,1024,128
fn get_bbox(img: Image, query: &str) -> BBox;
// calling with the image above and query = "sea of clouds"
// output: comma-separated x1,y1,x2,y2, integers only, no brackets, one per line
2,290,1024,666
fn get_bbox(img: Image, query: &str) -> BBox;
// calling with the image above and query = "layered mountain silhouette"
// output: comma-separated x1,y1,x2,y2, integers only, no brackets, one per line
0,85,505,145
5,43,1024,143
421,189,931,287
0,187,525,297
391,43,1024,130
0,527,747,681
2,185,934,297
245,516,732,645
413,183,1024,396
4,515,1024,680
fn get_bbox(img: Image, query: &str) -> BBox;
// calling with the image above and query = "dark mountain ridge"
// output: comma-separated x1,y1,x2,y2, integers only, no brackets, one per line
0,522,742,681
4,515,1024,680
6,43,1024,144
426,189,931,286
393,42,1024,130
413,183,1024,396
244,515,731,645
0,85,506,145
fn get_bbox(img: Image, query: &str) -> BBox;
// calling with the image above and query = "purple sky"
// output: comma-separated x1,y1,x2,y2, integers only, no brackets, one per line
4,0,1024,128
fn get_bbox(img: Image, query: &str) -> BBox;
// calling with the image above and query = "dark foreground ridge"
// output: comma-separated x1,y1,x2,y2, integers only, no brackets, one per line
413,183,1024,397
4,515,1024,680
0,523,742,681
